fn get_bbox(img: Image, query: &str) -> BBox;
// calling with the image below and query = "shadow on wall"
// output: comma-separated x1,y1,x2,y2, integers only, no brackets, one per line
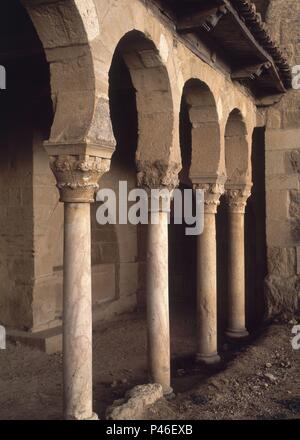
169,93,196,310
245,127,267,330
169,78,223,354
216,195,228,344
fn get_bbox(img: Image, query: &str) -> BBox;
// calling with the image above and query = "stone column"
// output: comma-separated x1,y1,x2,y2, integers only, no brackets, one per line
137,162,179,396
147,204,171,395
225,187,251,340
48,152,110,420
194,183,224,364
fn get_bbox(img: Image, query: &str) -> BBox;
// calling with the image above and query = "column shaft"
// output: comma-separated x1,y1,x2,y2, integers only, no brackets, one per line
225,187,251,340
63,203,95,420
196,212,220,364
227,210,248,338
47,150,111,420
146,211,172,394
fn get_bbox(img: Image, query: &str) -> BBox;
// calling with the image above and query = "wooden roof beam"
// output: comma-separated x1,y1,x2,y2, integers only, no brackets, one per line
177,5,228,34
231,61,271,80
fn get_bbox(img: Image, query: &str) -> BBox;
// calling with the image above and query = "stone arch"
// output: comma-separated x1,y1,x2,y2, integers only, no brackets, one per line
225,108,250,187
21,0,100,144
102,30,177,313
111,30,176,179
181,79,222,183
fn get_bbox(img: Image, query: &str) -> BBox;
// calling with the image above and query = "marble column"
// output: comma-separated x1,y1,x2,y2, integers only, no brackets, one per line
147,207,172,395
48,153,110,420
194,183,224,364
225,187,251,340
137,162,180,396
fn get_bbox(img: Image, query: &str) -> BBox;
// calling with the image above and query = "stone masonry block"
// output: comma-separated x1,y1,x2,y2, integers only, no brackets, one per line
267,246,296,276
266,151,286,175
266,129,300,151
266,189,289,220
266,175,299,191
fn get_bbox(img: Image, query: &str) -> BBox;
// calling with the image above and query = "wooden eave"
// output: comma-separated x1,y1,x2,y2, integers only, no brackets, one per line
149,0,292,99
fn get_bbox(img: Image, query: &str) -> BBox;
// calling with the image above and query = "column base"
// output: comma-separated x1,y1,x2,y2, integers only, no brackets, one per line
65,412,99,421
196,352,221,365
87,412,99,421
226,329,249,340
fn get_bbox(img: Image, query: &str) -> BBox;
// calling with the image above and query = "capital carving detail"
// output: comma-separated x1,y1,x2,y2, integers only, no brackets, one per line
49,155,111,203
226,187,252,213
136,160,180,193
193,183,225,214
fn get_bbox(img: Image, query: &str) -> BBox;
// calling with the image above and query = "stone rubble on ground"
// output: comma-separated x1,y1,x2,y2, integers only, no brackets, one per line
106,383,163,420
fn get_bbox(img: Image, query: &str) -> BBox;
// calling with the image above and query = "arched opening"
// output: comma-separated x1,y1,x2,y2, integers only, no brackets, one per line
114,31,174,167
91,31,175,394
217,109,250,340
106,29,174,312
217,109,251,340
169,79,221,370
0,0,53,332
90,41,139,317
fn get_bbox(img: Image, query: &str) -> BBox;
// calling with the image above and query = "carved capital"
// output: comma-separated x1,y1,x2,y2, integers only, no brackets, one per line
193,183,225,214
49,155,110,203
136,160,180,193
226,187,252,213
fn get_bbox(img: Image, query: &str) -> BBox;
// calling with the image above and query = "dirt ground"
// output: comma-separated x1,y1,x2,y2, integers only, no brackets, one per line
0,309,299,420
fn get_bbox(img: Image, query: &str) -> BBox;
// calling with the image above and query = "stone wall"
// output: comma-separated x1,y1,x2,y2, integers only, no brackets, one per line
0,6,52,330
264,1,300,319
0,97,34,330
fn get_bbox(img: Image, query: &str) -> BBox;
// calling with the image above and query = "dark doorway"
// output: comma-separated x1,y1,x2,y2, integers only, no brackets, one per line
245,127,267,331
169,92,197,359
0,0,53,330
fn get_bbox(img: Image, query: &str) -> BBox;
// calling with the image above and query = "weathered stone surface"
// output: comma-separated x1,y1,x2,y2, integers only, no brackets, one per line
266,151,286,175
266,175,299,191
87,97,116,147
265,275,300,320
265,129,300,151
266,110,282,130
267,247,296,277
266,189,289,221
297,247,300,275
285,150,300,174
137,161,181,192
264,2,300,317
48,153,111,203
289,190,300,242
106,384,163,420
290,190,300,218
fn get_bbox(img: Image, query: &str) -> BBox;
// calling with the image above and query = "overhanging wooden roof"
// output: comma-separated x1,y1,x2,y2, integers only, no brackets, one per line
150,0,292,99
